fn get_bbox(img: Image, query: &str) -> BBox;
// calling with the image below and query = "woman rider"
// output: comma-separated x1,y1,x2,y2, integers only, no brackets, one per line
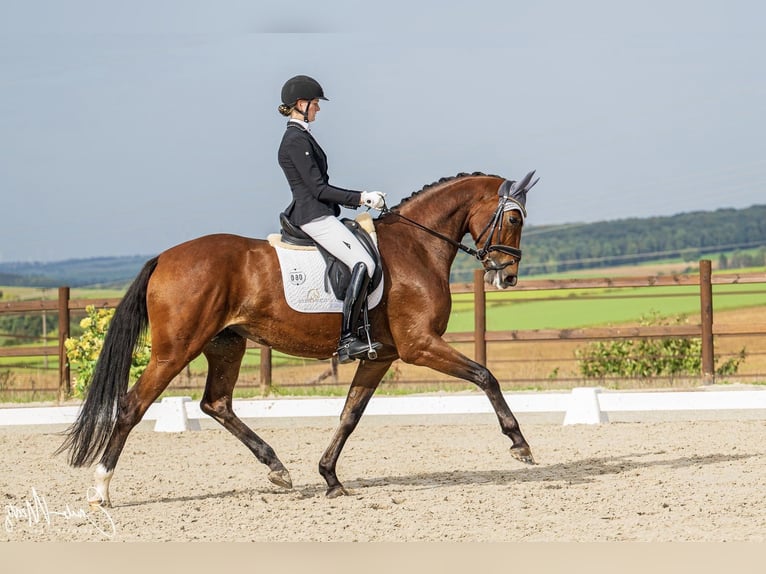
277,75,385,364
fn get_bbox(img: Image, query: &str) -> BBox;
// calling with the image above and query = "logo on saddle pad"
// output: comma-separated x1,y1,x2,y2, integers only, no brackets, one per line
289,268,306,286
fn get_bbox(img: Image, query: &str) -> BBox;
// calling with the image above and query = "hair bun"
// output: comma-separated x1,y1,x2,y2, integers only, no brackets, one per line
278,104,292,117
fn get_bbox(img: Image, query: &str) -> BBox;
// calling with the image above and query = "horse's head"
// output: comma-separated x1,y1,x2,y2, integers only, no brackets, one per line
383,170,538,289
470,170,538,289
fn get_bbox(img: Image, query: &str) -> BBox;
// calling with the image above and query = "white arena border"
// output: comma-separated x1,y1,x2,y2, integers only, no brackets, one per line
1,387,765,430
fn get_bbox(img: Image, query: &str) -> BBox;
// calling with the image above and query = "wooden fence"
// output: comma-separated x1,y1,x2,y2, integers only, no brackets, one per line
453,261,766,386
1,260,765,399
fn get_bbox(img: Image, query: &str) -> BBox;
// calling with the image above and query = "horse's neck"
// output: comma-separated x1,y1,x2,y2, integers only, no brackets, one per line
379,179,494,281
398,181,481,241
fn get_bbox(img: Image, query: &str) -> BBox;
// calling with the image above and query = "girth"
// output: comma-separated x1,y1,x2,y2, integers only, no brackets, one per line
279,212,383,300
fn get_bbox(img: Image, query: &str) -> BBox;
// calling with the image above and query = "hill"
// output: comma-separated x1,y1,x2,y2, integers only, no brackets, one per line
2,205,764,287
524,205,766,274
0,255,152,288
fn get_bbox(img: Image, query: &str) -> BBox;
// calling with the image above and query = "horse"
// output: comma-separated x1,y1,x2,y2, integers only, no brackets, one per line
57,170,538,505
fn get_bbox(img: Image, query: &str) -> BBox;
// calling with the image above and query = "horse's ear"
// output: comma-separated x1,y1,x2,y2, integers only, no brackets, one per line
513,170,537,193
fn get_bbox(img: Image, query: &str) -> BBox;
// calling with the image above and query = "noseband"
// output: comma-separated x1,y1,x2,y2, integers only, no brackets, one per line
383,171,538,272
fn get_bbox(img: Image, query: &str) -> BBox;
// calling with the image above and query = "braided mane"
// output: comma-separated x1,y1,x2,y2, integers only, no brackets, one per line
386,171,501,213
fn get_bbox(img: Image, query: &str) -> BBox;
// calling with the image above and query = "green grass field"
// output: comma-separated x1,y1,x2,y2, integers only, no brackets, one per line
448,283,766,331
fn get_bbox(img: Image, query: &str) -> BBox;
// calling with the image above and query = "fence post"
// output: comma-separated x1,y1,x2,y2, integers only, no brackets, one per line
57,286,71,402
699,260,714,384
473,268,486,366
260,345,272,396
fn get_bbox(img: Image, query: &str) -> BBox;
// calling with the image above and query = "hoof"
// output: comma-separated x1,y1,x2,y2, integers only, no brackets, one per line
325,485,349,499
268,469,293,489
87,488,111,508
510,445,536,465
88,498,111,509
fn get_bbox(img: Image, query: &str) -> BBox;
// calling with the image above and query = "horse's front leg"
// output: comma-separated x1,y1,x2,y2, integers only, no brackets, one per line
399,336,535,464
319,358,394,498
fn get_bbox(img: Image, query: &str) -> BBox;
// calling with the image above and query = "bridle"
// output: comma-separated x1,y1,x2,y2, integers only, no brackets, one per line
381,171,538,272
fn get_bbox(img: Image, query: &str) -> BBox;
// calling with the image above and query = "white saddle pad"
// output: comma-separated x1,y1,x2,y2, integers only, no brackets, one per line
268,214,384,314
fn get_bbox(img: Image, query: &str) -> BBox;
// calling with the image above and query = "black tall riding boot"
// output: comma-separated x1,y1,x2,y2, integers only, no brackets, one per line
336,263,381,364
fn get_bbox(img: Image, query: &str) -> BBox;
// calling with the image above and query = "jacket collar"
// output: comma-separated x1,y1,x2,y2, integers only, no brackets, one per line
287,119,310,132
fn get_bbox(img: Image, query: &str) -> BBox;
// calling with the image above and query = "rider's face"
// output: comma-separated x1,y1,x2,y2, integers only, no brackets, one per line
297,99,320,122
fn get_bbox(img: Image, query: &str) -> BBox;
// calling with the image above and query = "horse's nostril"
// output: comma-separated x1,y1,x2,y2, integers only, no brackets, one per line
506,275,518,287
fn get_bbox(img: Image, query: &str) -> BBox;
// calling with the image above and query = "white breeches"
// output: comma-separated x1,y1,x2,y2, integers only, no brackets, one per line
300,215,375,278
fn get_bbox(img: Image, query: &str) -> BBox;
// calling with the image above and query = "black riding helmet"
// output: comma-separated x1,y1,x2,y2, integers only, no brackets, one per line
281,75,328,122
281,75,329,106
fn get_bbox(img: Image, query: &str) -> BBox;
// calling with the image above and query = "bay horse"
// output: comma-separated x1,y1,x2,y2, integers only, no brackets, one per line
57,171,537,505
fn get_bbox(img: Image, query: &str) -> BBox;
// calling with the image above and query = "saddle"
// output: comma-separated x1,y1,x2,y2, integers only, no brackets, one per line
278,213,383,300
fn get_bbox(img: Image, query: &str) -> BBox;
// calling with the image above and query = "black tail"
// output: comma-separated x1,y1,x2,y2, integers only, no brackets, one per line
56,256,159,467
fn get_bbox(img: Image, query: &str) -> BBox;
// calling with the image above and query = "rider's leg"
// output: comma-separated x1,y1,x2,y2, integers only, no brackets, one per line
336,262,382,363
299,216,380,362
299,216,375,278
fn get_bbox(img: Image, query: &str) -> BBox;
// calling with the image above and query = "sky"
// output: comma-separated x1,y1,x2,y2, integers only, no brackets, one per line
1,0,764,262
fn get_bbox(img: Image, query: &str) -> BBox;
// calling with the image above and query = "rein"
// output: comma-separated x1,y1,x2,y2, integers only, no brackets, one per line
381,171,538,271
381,205,489,261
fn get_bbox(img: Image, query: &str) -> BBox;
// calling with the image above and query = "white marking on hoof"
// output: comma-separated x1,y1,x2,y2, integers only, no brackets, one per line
89,463,114,507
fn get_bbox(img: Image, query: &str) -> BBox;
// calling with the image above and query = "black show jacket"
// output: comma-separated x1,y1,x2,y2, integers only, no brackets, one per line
278,122,363,226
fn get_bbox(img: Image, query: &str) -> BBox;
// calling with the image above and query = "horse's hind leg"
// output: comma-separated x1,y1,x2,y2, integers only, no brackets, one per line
91,358,188,507
319,358,394,498
199,329,292,490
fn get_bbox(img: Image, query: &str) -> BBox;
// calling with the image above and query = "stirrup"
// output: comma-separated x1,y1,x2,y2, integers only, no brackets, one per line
336,336,382,364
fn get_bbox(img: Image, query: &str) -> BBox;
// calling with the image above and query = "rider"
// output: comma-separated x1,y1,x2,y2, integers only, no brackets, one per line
277,74,385,364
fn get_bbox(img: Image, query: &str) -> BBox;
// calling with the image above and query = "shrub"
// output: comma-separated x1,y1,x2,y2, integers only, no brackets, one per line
64,305,151,397
575,312,746,381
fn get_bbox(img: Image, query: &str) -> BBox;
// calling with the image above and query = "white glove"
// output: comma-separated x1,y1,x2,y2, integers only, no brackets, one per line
360,191,386,210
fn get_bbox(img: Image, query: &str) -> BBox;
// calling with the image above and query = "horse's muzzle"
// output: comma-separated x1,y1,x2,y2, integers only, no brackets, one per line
484,269,518,289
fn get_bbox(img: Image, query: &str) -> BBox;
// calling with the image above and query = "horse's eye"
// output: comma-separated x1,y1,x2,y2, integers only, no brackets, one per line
508,216,521,226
